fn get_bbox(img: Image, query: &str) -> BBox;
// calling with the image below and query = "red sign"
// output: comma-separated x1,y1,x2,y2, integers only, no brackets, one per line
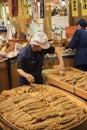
51,0,59,4
8,0,18,17
66,26,77,39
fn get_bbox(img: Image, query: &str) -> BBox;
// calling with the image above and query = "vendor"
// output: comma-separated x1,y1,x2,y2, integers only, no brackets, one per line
17,32,65,86
65,19,87,71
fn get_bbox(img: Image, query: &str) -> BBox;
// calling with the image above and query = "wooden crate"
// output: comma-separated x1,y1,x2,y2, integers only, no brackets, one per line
0,60,10,92
43,67,87,95
9,59,19,88
75,85,87,100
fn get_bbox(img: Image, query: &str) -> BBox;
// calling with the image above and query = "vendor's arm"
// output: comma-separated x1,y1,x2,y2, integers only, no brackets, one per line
43,46,65,72
17,53,35,83
54,47,65,72
17,69,35,83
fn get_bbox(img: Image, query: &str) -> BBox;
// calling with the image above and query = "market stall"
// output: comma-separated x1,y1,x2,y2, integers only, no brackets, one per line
0,0,87,129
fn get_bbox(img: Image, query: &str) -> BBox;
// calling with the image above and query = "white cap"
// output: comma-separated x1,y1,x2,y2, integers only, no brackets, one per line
30,32,50,49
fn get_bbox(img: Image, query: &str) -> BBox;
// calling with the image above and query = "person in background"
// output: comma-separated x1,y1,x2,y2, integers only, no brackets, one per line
76,19,86,30
17,32,65,86
65,19,87,71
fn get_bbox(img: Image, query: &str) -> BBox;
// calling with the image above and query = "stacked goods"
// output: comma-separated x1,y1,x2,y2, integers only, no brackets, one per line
43,67,87,99
46,67,87,86
58,68,87,87
0,84,87,130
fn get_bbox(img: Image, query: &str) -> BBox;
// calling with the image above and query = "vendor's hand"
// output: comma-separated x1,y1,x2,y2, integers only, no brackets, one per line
53,64,65,74
26,74,35,83
58,63,65,74
62,47,65,50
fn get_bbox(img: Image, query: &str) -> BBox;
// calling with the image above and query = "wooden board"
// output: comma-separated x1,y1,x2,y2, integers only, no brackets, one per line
75,85,87,100
46,73,75,93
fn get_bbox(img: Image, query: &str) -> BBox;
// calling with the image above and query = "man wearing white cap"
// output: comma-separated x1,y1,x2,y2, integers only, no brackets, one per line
17,32,64,86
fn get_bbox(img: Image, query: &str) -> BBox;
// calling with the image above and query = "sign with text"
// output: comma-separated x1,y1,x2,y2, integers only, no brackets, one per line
40,0,44,18
71,0,78,16
81,0,87,16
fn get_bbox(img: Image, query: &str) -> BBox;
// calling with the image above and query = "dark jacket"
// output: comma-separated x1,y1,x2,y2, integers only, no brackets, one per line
66,28,87,66
17,44,55,86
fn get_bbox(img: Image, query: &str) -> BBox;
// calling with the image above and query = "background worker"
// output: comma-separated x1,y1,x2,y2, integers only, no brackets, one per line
65,19,87,71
